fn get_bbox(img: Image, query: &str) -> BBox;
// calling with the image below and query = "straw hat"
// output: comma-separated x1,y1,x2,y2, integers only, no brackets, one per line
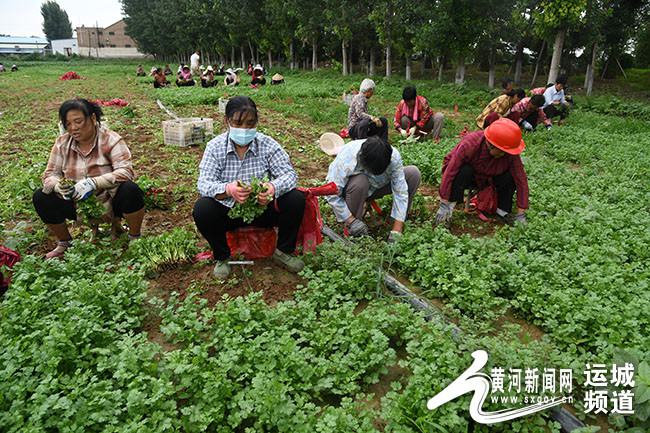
319,133,345,156
272,73,283,81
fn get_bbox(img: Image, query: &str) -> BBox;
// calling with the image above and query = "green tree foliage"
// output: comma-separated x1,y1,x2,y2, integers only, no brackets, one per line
40,1,73,40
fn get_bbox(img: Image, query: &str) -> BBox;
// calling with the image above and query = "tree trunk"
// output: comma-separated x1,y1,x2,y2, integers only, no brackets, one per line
531,39,546,86
488,47,496,88
586,41,598,95
514,42,523,84
438,57,444,81
420,55,426,75
290,40,295,69
312,34,317,70
360,49,366,74
247,38,255,63
386,0,392,78
231,46,235,66
349,43,353,74
455,57,465,84
369,46,375,76
268,51,272,68
240,44,245,69
405,55,411,80
342,41,348,75
548,27,566,84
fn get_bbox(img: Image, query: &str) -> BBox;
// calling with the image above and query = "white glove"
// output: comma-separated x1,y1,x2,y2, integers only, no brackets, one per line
522,121,533,131
72,178,96,201
409,126,416,135
54,182,74,200
546,125,552,131
399,128,408,137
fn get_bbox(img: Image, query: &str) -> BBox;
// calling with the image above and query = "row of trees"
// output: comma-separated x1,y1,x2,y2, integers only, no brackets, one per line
119,0,648,93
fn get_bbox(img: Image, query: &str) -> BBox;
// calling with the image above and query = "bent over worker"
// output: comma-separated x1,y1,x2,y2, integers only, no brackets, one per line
435,118,529,229
326,136,421,243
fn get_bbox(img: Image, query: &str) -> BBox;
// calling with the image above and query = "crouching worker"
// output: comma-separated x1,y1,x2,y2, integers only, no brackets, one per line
394,86,445,140
192,96,306,279
326,136,421,242
33,98,145,259
347,78,388,141
435,118,529,229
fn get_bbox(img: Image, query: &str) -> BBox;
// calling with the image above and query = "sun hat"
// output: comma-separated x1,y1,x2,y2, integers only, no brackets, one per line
319,132,345,156
272,73,283,81
484,118,526,155
206,65,213,72
254,64,263,71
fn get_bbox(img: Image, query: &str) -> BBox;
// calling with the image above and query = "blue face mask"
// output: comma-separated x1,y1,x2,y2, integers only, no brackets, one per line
229,125,257,146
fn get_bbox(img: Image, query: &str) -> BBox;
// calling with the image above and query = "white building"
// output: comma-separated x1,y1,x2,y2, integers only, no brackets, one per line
51,38,79,56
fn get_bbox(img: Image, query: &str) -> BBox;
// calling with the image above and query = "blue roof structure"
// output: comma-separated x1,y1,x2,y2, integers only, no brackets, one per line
0,36,49,44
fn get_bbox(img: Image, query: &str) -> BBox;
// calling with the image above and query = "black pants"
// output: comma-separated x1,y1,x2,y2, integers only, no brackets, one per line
522,110,540,130
192,189,305,260
176,79,195,87
32,181,145,224
349,117,389,141
154,81,168,88
201,79,216,88
448,164,516,213
251,77,266,85
543,104,569,120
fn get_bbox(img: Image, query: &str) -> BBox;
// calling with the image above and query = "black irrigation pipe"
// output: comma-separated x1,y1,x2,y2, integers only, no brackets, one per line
320,224,585,433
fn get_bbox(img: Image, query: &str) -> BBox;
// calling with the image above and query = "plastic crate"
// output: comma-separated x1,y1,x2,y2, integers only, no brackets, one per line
218,97,228,113
162,117,214,147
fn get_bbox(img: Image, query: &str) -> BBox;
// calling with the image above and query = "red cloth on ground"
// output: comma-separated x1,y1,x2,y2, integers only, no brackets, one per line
0,246,21,289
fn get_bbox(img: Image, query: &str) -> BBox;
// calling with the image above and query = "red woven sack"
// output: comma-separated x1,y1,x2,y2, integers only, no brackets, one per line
226,226,277,259
296,182,338,253
0,246,21,290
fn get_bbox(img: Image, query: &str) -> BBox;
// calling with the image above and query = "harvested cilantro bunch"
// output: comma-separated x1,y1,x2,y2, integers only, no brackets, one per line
59,178,105,224
229,174,270,223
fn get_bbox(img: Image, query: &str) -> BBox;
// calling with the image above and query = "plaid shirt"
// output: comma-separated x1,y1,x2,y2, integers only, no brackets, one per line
42,126,134,209
512,97,552,127
476,95,514,129
530,86,546,96
197,131,297,208
347,94,374,130
326,140,409,222
440,130,529,210
393,95,434,130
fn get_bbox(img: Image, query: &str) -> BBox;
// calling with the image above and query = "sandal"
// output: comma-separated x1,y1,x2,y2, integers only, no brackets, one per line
45,239,72,260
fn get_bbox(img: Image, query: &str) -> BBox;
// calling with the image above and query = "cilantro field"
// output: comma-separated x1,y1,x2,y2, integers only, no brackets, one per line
1,60,649,432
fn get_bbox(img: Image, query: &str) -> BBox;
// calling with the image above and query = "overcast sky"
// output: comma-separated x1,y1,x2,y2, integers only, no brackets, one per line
0,0,125,38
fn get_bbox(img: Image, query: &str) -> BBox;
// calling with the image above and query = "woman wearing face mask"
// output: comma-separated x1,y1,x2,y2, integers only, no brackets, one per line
434,118,529,229
33,98,145,259
193,96,306,279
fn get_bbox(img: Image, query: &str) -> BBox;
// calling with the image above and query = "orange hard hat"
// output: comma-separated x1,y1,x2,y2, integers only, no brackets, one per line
484,118,526,155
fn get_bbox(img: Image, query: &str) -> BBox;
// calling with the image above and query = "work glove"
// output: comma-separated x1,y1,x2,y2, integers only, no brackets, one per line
521,120,533,131
257,182,275,206
546,125,552,131
226,181,251,204
399,128,408,138
72,178,96,201
54,181,75,200
515,212,527,228
345,218,368,237
408,126,416,135
387,230,402,243
434,201,455,227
